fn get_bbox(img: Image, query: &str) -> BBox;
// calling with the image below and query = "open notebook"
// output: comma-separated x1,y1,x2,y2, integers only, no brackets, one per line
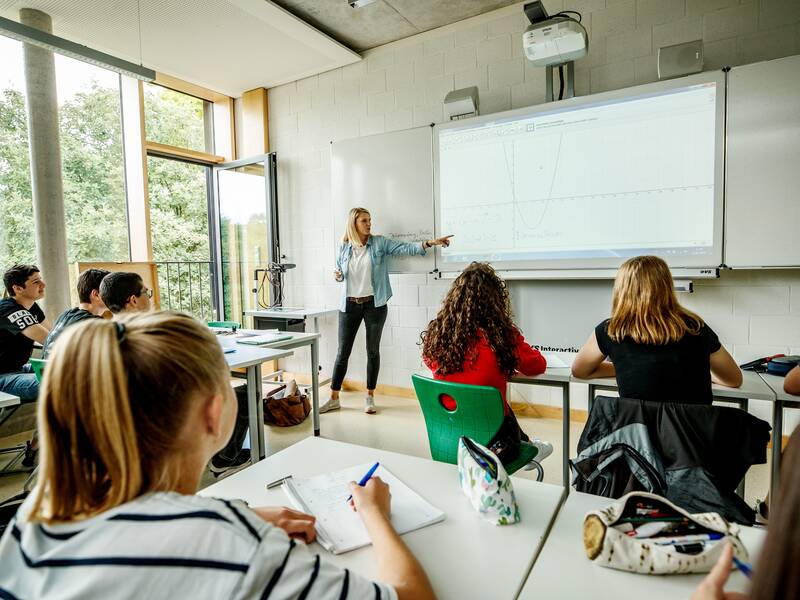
282,464,445,554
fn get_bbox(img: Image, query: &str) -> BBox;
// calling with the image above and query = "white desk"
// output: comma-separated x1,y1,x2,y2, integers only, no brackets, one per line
246,307,337,330
758,372,800,502
574,370,775,412
246,308,336,392
218,337,294,462
519,490,766,600
511,368,572,487
201,437,567,600
226,331,324,438
0,391,21,410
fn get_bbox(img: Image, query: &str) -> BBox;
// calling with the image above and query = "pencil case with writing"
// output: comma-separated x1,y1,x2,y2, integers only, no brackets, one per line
582,491,748,574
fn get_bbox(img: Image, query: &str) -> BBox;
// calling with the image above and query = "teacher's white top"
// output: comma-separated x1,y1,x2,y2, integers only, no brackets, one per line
347,244,374,298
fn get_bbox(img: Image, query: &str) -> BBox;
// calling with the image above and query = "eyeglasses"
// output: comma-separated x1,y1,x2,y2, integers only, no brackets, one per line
139,288,153,299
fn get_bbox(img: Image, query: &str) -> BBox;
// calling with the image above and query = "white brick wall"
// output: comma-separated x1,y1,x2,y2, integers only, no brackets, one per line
266,0,800,431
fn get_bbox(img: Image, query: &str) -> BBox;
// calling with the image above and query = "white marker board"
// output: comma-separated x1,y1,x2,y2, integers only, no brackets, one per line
331,126,436,274
724,54,800,268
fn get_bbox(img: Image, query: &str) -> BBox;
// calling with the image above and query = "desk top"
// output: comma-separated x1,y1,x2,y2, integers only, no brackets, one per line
220,330,321,354
519,490,765,600
759,372,800,404
217,336,294,369
511,368,572,385
246,307,337,319
571,371,775,402
0,390,20,409
201,437,566,600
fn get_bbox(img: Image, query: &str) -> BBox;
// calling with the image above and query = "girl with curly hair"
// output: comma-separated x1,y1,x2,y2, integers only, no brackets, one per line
421,262,552,466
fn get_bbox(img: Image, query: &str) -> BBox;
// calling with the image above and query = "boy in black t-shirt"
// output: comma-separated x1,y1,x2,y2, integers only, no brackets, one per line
42,268,110,359
0,264,51,402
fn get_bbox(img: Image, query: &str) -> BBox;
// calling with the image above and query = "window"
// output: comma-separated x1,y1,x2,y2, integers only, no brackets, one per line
0,35,129,267
144,83,213,153
0,36,35,267
144,84,216,320
58,54,128,262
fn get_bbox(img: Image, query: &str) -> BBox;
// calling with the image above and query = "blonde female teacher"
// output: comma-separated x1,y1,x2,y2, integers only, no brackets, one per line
320,207,452,414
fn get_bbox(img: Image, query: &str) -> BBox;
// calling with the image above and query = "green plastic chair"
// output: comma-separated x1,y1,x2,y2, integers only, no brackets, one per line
208,321,240,330
28,358,46,382
411,374,542,477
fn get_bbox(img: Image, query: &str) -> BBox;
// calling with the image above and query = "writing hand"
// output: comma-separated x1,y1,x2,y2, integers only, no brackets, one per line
690,544,748,600
348,477,391,519
251,506,317,543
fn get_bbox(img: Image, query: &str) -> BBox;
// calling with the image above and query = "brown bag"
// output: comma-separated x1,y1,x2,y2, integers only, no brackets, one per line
263,382,310,427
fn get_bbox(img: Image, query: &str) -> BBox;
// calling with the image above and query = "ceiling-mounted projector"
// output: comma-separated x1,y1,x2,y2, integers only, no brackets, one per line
523,15,588,67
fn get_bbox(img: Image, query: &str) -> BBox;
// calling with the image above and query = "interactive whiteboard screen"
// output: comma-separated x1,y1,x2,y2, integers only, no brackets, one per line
435,71,725,272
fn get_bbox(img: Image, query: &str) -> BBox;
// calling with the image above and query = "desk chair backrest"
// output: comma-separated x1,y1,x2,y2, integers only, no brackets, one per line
28,359,46,383
412,374,506,465
208,321,240,330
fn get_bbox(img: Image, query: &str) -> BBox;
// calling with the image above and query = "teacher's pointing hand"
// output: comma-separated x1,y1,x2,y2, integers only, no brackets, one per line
423,235,453,249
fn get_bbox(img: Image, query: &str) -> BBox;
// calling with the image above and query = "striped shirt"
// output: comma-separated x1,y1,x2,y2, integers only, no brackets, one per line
0,492,397,600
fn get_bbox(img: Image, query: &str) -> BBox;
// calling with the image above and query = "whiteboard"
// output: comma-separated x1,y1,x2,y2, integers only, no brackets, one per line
331,126,436,274
724,54,800,268
434,70,726,273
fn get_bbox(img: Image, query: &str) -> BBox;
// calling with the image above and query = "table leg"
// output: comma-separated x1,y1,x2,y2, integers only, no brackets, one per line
735,398,748,498
247,364,265,462
587,384,595,413
311,338,320,437
770,400,783,509
562,383,570,491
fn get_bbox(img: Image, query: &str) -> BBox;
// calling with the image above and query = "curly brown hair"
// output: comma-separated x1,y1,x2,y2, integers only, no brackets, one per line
421,262,519,377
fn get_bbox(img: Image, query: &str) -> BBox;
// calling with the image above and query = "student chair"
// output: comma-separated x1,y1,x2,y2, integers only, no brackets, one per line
208,321,240,330
28,359,46,383
411,374,543,479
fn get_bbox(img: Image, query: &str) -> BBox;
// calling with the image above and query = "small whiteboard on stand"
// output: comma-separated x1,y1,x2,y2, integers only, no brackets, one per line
331,126,436,274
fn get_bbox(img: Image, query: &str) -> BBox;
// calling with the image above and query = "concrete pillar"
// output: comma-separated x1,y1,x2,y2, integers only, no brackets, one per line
19,8,70,318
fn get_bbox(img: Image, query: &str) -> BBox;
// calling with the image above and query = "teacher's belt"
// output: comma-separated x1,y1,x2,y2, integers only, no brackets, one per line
347,295,374,304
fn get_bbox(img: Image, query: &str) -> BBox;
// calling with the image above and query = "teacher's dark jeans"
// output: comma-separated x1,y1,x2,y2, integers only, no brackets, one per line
331,300,388,391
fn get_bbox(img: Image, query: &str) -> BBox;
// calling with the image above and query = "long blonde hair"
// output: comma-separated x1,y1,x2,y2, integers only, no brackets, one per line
29,311,230,524
607,255,703,345
342,207,370,247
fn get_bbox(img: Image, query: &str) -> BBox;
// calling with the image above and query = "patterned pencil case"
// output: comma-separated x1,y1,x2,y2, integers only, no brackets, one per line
583,491,748,574
457,436,520,526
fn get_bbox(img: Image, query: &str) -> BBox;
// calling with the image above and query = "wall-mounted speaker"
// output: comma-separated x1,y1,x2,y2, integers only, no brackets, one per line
658,39,703,80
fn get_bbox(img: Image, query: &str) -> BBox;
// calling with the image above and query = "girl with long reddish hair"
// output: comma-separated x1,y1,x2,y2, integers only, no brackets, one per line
572,255,742,404
421,262,552,465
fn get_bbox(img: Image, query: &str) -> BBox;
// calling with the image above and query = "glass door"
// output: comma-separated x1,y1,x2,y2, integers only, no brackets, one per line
212,154,278,323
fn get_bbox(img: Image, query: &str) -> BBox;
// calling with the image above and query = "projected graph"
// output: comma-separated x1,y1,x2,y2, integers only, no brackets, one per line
437,82,718,264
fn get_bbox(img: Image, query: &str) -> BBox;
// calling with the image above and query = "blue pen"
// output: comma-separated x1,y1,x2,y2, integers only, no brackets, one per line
732,556,753,579
346,462,380,503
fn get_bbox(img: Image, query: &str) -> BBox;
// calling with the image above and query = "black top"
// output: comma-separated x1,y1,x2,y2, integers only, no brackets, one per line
0,298,45,374
595,318,722,405
42,307,99,359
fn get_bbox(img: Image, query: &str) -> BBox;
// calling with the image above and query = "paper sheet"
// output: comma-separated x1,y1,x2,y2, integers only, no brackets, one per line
283,463,445,554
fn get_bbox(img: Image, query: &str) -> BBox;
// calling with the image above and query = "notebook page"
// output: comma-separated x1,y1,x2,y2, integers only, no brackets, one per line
283,463,445,554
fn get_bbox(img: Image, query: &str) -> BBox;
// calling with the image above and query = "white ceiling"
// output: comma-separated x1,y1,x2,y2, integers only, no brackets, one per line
0,0,361,97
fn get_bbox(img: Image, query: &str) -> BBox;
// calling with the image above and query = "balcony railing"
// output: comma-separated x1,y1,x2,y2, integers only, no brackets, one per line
155,261,214,322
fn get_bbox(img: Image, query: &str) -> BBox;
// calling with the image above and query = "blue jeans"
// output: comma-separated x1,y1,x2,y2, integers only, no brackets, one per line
0,364,39,402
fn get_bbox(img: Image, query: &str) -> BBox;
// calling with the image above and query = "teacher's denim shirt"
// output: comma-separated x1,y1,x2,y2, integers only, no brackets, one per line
335,235,426,312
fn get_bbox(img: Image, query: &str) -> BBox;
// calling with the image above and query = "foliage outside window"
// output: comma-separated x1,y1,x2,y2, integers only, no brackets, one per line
0,36,128,268
144,83,212,153
144,86,215,320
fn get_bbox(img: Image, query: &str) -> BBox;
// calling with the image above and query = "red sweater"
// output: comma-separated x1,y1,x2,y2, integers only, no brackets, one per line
425,330,547,414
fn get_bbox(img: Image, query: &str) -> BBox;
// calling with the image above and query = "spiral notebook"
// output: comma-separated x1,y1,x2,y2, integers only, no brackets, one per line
282,463,445,554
